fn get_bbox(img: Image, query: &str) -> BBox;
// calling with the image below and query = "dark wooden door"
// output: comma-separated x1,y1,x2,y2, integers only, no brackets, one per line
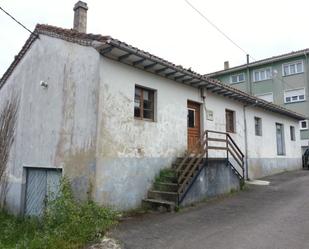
187,101,201,152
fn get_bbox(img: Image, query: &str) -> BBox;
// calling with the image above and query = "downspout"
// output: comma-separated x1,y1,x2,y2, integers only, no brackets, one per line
243,100,258,180
246,54,252,95
304,51,309,149
200,87,207,132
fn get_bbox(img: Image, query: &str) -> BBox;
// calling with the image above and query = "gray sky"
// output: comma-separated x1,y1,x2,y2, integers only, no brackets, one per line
1,0,309,77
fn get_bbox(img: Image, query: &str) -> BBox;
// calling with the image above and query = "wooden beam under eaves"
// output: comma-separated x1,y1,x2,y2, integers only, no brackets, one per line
190,80,202,85
118,53,131,61
182,77,193,83
100,46,113,55
132,58,146,66
174,74,185,80
155,67,168,73
205,85,218,90
211,87,225,93
215,89,229,94
165,71,177,77
144,62,157,70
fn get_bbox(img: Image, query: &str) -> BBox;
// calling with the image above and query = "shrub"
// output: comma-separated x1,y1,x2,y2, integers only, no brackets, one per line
0,178,117,249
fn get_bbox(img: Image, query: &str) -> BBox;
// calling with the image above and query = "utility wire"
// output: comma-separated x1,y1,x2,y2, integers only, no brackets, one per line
184,1,307,96
184,0,256,62
0,6,37,37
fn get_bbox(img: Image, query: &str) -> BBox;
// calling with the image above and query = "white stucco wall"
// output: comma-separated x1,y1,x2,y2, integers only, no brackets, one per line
245,107,301,178
95,57,201,209
97,57,302,210
204,92,301,179
1,35,100,214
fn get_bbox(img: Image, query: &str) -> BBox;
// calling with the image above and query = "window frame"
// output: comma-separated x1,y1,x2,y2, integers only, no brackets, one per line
225,109,236,133
284,88,306,104
187,108,196,128
254,117,262,136
134,85,156,121
300,120,309,130
282,60,304,77
253,67,272,82
290,126,296,141
255,92,274,103
230,73,245,84
276,123,286,156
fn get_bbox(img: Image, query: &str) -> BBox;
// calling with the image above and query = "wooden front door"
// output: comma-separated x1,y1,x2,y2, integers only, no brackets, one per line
187,101,201,152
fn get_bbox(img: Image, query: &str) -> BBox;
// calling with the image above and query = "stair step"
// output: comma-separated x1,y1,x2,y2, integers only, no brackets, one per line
142,198,176,212
148,190,178,202
154,182,178,192
161,175,178,183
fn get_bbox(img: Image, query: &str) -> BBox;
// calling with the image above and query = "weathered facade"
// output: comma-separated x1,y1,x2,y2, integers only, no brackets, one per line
0,8,304,214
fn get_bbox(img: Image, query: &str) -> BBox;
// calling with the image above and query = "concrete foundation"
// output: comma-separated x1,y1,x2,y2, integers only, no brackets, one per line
181,159,241,207
248,157,302,179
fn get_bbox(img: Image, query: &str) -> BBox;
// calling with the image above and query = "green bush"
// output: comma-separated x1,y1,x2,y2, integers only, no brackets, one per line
0,178,117,249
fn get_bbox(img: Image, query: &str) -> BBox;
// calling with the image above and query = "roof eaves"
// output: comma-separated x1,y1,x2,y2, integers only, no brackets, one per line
206,48,309,77
0,32,38,89
0,24,306,121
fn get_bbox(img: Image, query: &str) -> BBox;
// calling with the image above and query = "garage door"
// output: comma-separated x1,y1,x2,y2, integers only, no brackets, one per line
25,168,62,216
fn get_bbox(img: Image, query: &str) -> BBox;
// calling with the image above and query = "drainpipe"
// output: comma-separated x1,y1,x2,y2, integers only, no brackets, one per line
246,54,252,95
200,87,207,132
243,100,258,180
304,51,309,149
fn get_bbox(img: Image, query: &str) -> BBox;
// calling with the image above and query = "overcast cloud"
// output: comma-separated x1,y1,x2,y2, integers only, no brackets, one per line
1,0,309,77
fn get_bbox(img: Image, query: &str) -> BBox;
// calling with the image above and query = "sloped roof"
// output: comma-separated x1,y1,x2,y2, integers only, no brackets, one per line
0,24,306,120
206,48,309,77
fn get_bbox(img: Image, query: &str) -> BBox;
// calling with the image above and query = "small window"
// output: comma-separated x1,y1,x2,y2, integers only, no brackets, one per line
290,126,295,141
134,86,155,121
282,61,304,76
187,109,195,128
284,88,306,103
253,68,272,82
230,73,245,84
300,120,308,130
276,123,285,156
254,117,262,136
225,109,235,133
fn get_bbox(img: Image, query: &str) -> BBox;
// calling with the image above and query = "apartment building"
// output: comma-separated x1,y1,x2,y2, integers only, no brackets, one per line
206,50,309,152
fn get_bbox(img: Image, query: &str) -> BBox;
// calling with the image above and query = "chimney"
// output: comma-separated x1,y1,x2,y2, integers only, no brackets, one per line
246,54,250,64
73,1,88,33
224,61,229,70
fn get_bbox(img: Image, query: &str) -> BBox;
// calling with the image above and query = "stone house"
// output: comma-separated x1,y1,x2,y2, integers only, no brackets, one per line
0,2,305,215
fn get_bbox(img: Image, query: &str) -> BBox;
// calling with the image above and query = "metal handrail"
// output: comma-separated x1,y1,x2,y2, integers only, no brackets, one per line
177,129,245,205
206,130,244,176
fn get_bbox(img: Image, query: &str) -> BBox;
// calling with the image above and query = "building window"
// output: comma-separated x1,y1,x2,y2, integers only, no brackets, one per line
187,109,195,128
290,126,295,141
283,61,304,76
276,123,285,156
254,117,262,136
253,68,272,82
230,73,245,84
225,109,235,133
284,88,306,103
255,92,274,103
300,120,308,130
134,86,155,121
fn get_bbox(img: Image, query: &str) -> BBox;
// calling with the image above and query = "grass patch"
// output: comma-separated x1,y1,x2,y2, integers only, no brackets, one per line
155,168,176,183
0,178,117,249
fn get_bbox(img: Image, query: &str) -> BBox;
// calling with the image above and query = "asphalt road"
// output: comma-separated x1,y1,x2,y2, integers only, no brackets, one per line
112,170,309,249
